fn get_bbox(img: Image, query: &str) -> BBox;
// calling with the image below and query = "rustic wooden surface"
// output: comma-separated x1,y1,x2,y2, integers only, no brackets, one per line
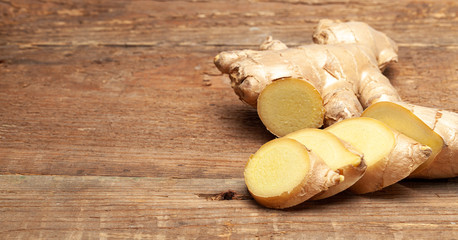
1,0,457,239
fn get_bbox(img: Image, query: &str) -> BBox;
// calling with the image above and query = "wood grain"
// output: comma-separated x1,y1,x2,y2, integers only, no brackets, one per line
1,175,457,239
1,0,457,239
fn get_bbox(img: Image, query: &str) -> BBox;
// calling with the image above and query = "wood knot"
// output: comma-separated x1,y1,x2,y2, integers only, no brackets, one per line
215,190,237,200
197,190,252,200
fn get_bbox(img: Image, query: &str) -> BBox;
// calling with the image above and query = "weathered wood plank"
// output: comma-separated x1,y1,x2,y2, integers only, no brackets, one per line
0,45,456,178
0,47,269,178
0,0,457,239
0,175,457,239
1,0,457,47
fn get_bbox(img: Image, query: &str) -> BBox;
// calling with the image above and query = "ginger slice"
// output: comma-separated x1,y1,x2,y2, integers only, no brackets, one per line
402,104,458,178
361,101,446,177
244,138,341,209
285,129,365,199
257,78,325,137
326,117,432,194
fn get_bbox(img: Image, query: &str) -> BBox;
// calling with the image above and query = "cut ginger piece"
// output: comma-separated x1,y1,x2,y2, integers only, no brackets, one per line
244,138,341,209
361,101,447,178
362,102,456,178
285,128,365,199
326,117,432,194
257,78,325,137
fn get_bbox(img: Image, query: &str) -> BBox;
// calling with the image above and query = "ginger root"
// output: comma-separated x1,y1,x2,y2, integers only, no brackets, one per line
215,19,457,179
214,19,400,132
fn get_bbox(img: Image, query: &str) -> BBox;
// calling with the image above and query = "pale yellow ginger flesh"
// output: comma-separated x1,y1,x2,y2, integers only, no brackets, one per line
362,101,458,178
285,128,365,199
286,129,361,170
257,78,325,137
326,117,432,194
244,138,341,209
245,138,310,198
327,118,395,166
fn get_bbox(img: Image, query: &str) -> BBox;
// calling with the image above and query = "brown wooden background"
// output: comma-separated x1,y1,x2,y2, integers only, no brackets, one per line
1,0,457,239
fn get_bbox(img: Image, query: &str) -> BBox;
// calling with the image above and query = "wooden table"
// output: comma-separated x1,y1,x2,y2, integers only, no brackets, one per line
1,0,457,239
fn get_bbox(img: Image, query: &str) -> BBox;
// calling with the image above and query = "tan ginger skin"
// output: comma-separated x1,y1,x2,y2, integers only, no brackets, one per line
214,19,458,179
